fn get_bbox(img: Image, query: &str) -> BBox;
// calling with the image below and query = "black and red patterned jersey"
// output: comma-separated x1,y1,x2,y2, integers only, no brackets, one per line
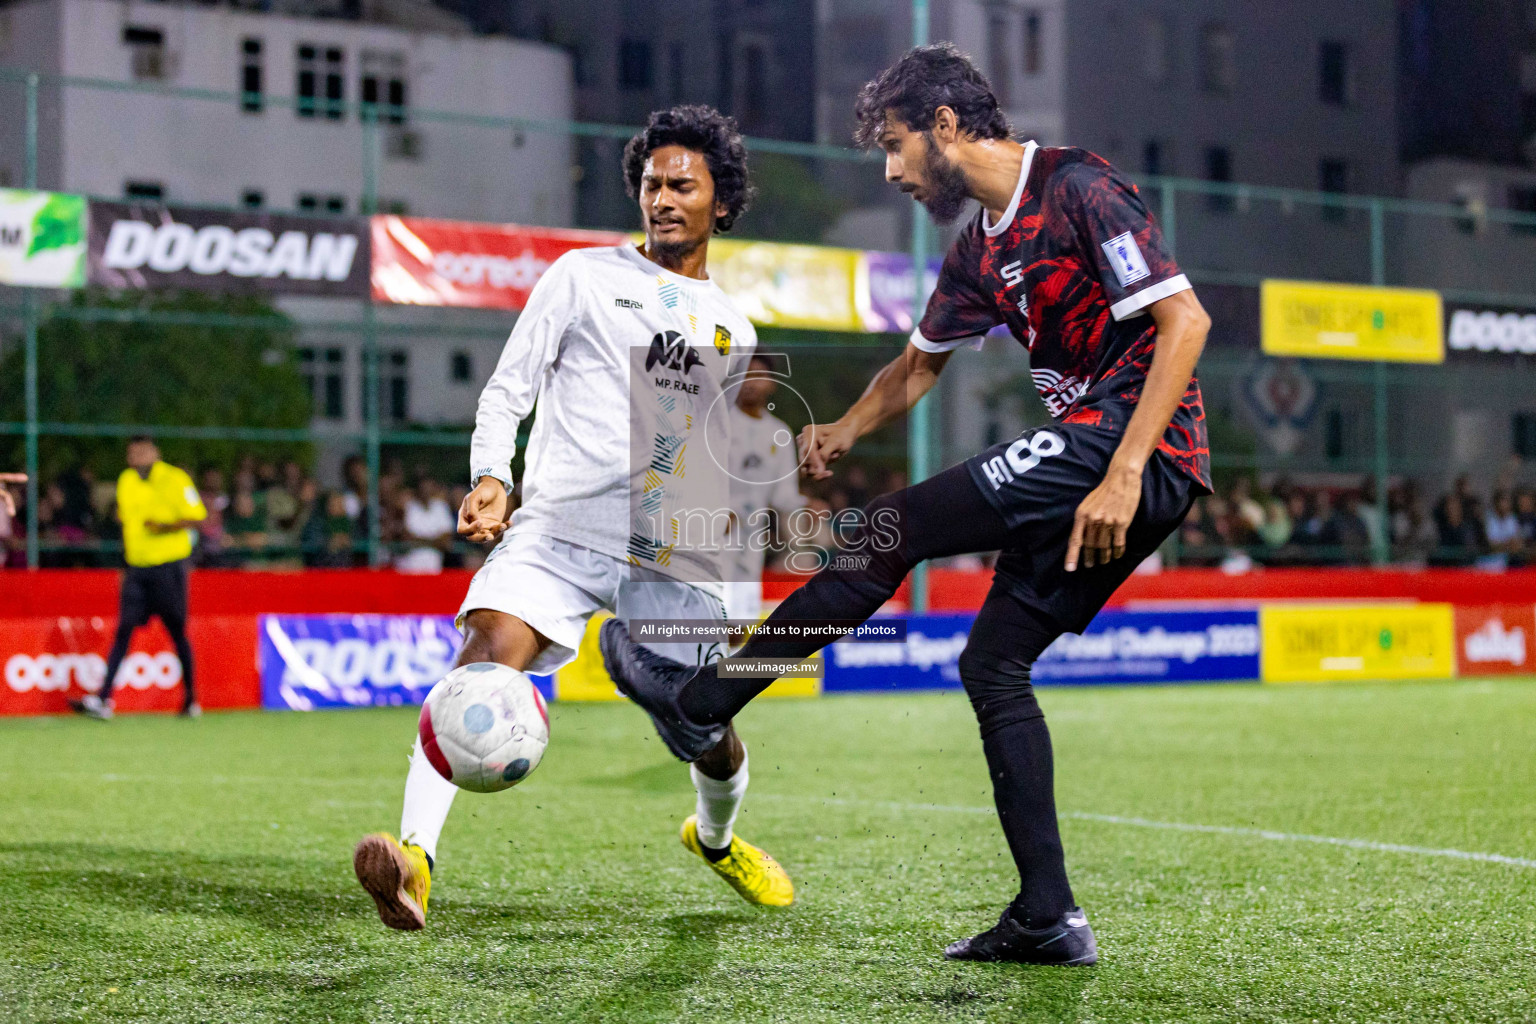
916,143,1211,491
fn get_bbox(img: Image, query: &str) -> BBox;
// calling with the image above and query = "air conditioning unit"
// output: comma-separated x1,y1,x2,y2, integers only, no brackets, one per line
386,127,424,161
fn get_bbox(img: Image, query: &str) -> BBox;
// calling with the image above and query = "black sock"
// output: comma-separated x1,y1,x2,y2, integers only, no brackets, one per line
987,717,1075,929
959,593,1076,930
698,840,731,862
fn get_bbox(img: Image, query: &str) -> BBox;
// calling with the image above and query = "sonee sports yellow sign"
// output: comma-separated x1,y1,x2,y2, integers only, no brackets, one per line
1261,280,1444,363
1260,603,1456,683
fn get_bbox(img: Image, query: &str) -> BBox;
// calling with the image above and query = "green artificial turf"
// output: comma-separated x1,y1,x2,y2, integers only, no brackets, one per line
3,679,1535,1023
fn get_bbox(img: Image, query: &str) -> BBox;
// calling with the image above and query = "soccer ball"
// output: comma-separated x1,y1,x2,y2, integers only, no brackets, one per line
418,663,550,793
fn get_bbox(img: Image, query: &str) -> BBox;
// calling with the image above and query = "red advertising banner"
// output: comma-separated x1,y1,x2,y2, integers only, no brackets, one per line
1454,604,1534,677
0,615,260,716
370,215,626,309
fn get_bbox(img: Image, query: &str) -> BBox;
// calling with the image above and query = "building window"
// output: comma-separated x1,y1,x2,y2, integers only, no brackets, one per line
1515,412,1536,459
1319,158,1349,222
241,38,263,113
123,25,168,81
669,41,685,101
619,39,653,90
737,40,769,131
124,180,164,201
387,350,409,421
1143,139,1169,176
1508,185,1536,236
986,6,1012,105
450,351,473,383
1204,146,1232,212
297,193,347,214
1319,40,1350,106
1022,11,1042,75
299,347,346,421
1324,407,1363,460
297,44,345,120
361,51,407,124
241,189,264,210
1199,24,1236,96
1141,16,1171,86
297,44,317,117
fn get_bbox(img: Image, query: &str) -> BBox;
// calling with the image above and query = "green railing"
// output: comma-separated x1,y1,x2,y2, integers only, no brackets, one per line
4,60,1536,584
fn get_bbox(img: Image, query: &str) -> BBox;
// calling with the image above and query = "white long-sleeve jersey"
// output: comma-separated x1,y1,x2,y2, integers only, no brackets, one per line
470,244,756,586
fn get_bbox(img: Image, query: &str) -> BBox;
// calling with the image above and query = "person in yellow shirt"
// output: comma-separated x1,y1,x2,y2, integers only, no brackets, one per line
71,437,207,720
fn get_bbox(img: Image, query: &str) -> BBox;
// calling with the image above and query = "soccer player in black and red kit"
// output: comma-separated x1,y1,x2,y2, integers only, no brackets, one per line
603,44,1213,965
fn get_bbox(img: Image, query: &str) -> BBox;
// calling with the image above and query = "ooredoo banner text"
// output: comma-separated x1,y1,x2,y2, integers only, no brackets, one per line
370,215,626,309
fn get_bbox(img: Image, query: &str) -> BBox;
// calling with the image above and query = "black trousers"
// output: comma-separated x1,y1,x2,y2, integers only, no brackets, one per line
100,559,195,707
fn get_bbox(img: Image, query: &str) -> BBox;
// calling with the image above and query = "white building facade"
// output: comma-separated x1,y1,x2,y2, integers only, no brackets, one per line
0,0,575,223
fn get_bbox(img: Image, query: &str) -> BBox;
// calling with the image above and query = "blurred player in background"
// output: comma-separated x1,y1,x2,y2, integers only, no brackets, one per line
0,472,24,518
724,354,807,635
72,437,207,720
353,106,793,932
604,44,1212,965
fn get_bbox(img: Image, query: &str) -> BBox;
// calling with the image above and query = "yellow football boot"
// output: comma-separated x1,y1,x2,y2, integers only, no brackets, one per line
680,814,794,907
353,832,431,931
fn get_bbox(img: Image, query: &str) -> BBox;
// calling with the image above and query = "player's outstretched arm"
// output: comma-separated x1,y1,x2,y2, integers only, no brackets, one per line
798,343,952,479
1065,289,1210,572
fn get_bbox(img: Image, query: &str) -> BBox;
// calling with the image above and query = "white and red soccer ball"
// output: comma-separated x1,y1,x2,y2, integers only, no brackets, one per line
418,663,549,793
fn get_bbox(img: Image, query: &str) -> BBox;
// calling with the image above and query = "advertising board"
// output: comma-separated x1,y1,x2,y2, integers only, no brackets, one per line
1260,603,1456,683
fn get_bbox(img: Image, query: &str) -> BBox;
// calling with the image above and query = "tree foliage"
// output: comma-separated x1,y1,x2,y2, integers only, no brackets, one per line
0,291,313,479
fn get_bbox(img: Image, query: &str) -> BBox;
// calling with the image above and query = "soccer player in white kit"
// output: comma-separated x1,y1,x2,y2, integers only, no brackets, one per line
353,106,793,931
723,355,808,627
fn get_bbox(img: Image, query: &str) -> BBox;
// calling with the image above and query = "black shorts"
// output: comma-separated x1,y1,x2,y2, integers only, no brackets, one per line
965,423,1199,634
120,558,190,629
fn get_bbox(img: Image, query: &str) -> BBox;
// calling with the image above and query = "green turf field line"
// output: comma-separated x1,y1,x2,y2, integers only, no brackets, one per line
767,795,1536,870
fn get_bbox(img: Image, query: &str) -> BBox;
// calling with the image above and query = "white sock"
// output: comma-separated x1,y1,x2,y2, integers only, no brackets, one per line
690,753,749,850
400,736,458,864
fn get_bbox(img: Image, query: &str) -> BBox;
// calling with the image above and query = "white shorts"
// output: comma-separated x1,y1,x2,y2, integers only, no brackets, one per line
723,579,763,623
458,532,728,676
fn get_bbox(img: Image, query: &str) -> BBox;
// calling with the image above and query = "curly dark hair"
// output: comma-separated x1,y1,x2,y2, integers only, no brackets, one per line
853,43,1012,148
623,105,755,234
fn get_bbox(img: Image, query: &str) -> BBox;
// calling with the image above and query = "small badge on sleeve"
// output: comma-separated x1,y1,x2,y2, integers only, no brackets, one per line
1101,232,1151,287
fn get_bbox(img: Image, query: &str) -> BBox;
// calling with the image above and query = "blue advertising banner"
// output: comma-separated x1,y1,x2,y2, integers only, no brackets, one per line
822,615,972,692
259,614,553,710
820,610,1261,692
1035,608,1260,684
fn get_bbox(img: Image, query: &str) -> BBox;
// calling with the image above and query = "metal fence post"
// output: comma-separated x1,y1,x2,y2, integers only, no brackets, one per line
23,72,40,568
1159,177,1177,254
1369,199,1389,565
907,0,932,614
362,107,382,566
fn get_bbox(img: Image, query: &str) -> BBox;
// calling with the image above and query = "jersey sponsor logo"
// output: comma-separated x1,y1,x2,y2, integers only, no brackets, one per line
101,218,359,281
1101,231,1151,287
646,329,704,376
1030,368,1088,416
1001,260,1025,289
615,297,644,309
713,323,732,355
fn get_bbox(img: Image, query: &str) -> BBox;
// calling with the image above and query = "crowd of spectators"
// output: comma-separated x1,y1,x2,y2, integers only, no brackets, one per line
0,455,474,573
4,457,1534,573
1179,474,1536,569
